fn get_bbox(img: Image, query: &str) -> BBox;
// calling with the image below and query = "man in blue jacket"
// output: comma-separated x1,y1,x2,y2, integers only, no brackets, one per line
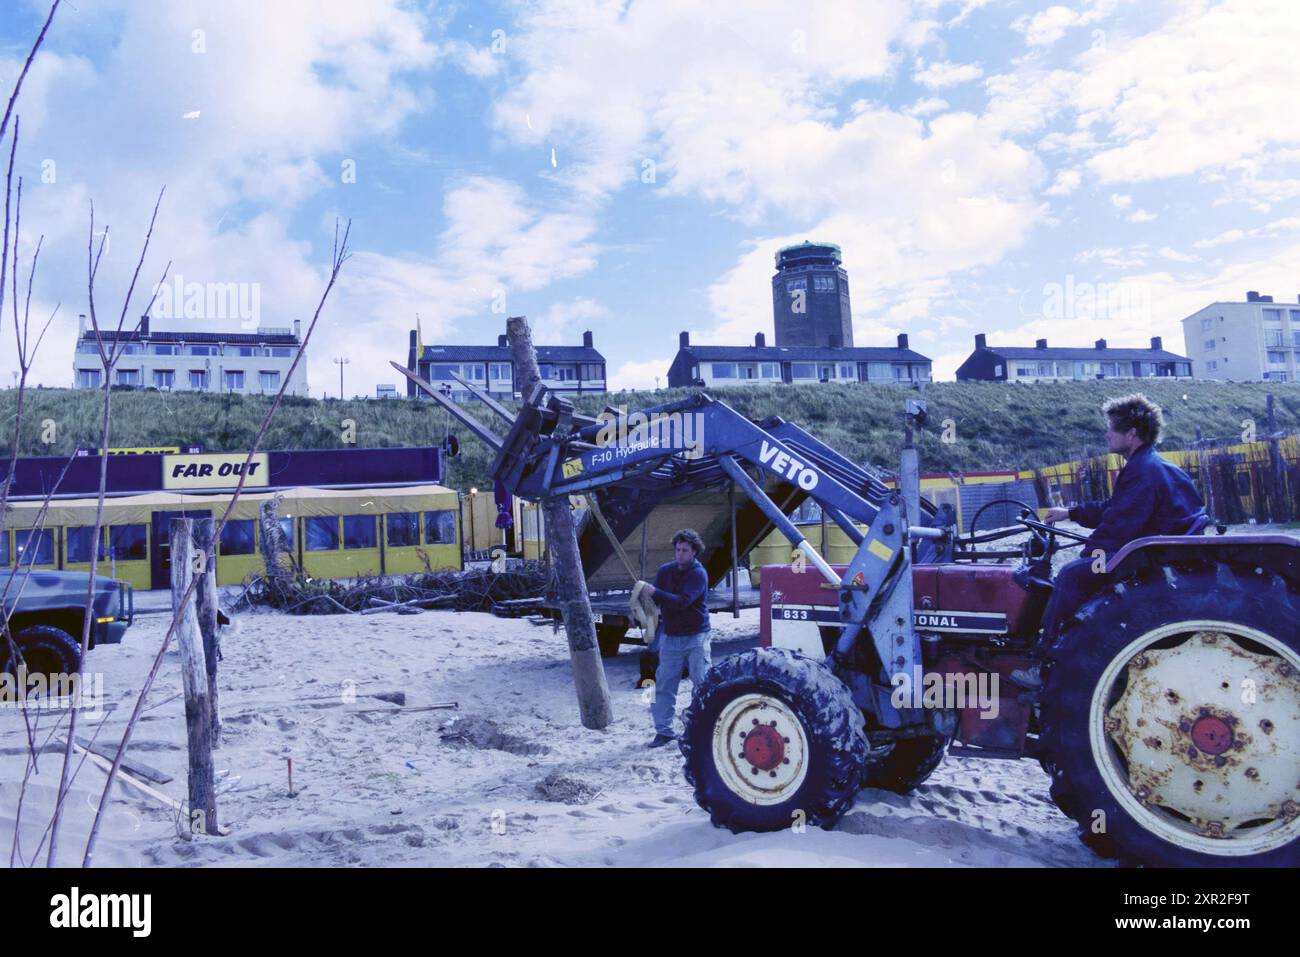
1014,394,1208,689
641,528,711,748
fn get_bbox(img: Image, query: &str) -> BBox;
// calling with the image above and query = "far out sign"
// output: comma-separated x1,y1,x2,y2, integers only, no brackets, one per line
163,452,270,490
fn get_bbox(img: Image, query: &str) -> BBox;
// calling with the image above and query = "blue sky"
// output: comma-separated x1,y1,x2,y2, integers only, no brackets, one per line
1,0,1298,394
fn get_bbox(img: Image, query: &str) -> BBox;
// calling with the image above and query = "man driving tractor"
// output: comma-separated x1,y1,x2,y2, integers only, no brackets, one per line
1013,393,1208,688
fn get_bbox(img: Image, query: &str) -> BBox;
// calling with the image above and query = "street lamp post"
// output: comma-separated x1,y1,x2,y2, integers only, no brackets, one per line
333,356,350,400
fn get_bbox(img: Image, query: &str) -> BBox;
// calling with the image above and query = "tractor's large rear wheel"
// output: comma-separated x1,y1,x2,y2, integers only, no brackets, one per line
1040,564,1300,866
681,648,868,832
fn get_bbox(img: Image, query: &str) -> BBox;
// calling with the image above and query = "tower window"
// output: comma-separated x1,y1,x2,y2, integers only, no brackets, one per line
813,275,836,292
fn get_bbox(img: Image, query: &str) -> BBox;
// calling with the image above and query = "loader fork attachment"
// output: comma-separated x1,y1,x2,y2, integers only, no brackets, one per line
399,369,945,726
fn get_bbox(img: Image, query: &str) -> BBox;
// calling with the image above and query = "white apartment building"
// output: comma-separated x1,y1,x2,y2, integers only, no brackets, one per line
72,316,308,395
666,332,931,388
955,334,1192,382
1182,291,1300,382
405,329,607,400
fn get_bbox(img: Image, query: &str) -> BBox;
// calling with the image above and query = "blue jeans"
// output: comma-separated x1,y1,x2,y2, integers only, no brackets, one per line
1041,557,1109,640
651,629,711,736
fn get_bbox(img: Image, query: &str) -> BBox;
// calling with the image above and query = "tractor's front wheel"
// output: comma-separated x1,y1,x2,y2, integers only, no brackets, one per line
681,648,868,832
1040,564,1300,866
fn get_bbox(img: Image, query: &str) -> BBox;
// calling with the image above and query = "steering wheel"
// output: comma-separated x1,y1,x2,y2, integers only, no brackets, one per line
966,497,1055,560
967,497,1040,539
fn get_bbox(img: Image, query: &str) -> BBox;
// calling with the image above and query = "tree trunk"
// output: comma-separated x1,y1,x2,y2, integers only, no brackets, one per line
171,518,218,835
192,517,221,743
506,316,612,729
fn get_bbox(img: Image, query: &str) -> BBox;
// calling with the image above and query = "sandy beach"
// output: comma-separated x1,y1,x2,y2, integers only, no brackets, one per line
0,587,1105,868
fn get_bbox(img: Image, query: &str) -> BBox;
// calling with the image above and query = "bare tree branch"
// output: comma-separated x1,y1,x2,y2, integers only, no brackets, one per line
82,220,352,866
107,187,165,366
0,115,17,343
47,192,167,865
0,0,88,869
0,0,60,148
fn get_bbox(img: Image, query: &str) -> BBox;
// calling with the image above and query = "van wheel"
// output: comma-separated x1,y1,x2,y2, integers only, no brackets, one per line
1,625,82,686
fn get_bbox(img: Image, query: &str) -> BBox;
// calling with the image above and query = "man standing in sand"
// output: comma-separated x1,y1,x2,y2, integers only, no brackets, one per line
639,529,710,748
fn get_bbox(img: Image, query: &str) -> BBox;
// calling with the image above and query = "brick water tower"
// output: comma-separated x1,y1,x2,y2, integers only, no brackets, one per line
771,241,853,348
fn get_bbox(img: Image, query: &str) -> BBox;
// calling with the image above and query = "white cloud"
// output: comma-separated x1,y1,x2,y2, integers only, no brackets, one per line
441,39,503,79
1191,216,1300,251
1013,6,1082,47
982,67,1079,137
1194,228,1247,249
999,243,1300,356
905,97,949,117
1045,168,1082,195
1,0,457,390
1012,0,1119,47
481,2,1050,364
1075,246,1125,262
491,1,915,199
945,0,998,28
610,356,673,391
437,177,599,293
530,297,610,346
22,0,1286,396
913,58,984,89
0,2,595,393
981,0,1300,228
902,18,942,49
334,178,603,370
929,348,975,382
1071,0,1300,191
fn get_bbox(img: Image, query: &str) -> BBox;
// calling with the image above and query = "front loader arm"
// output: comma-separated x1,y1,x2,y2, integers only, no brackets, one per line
538,394,927,726
427,380,937,729
546,395,887,529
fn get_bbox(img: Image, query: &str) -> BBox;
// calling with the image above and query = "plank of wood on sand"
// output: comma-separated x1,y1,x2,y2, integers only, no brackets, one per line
73,735,173,785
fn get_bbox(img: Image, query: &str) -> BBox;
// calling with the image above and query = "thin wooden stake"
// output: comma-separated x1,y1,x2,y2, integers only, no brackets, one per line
171,517,218,836
192,517,221,744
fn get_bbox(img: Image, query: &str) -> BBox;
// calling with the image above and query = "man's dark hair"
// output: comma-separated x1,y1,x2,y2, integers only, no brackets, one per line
1103,393,1164,445
672,528,705,556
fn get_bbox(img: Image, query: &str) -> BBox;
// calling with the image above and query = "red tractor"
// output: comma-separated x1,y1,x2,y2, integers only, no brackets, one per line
410,375,1299,867
683,509,1299,867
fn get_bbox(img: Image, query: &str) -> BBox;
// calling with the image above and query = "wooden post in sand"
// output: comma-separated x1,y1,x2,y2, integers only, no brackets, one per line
506,317,613,730
171,518,219,835
192,517,221,743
